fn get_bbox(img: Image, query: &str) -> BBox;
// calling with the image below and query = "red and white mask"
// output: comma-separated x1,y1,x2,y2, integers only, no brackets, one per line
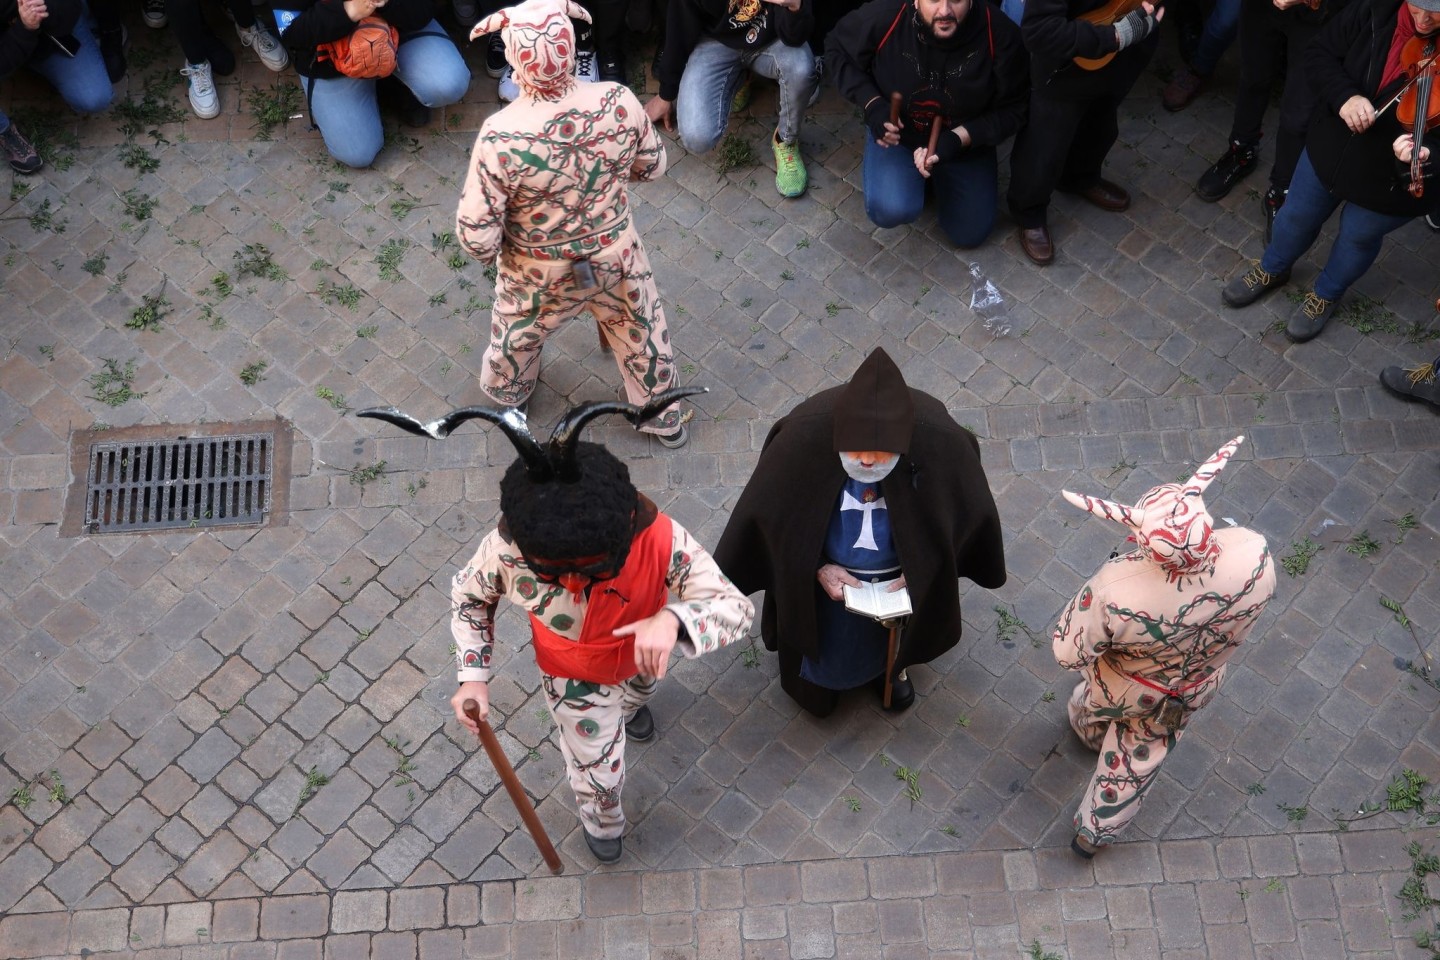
1062,436,1245,582
471,0,591,98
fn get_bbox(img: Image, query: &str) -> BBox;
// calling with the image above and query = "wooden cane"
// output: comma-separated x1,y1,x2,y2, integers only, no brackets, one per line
463,699,563,875
889,91,903,129
926,116,942,163
882,622,900,709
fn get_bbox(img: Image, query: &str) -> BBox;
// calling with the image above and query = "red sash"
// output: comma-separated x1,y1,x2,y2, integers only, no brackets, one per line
529,513,673,685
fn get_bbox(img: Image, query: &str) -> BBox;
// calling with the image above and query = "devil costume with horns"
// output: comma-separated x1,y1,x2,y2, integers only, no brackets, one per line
360,391,752,862
1054,436,1276,857
457,0,685,441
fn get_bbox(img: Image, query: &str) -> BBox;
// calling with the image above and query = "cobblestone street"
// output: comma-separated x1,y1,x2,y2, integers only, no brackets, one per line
1,15,1438,959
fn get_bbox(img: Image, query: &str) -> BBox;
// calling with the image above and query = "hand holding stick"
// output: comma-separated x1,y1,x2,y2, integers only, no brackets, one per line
927,115,942,163
889,91,902,128
462,699,563,875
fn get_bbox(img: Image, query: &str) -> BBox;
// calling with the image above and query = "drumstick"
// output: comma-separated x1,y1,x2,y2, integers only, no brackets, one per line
927,116,942,162
889,91,902,128
463,699,563,875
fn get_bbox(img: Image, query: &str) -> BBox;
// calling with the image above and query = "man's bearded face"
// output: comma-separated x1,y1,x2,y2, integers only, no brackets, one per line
918,0,971,39
839,450,899,483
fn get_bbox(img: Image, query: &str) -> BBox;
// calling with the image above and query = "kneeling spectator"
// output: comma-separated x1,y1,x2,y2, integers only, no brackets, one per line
2,0,114,173
280,0,470,168
645,0,817,198
829,0,1028,248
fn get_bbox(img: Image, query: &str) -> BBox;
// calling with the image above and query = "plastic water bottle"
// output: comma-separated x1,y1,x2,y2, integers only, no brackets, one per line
968,262,1010,336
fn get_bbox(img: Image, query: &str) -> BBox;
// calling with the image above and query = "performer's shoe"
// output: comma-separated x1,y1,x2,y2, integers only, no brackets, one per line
1018,226,1054,266
1067,179,1130,213
656,424,688,449
875,671,915,712
624,706,654,742
1070,834,1102,859
584,830,623,863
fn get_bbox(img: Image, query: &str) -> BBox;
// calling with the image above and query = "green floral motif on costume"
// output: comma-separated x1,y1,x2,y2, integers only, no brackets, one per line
551,613,575,631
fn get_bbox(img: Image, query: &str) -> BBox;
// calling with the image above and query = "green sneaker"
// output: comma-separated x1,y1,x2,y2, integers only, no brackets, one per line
730,71,752,114
772,132,807,198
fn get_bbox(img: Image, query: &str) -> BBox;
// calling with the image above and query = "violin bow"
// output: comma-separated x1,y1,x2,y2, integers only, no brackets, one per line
1374,53,1440,119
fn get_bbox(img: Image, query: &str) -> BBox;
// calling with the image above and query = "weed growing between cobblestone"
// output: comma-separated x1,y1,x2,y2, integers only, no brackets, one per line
893,765,922,807
1276,801,1308,822
391,197,434,220
296,766,330,811
315,385,348,411
119,188,157,223
740,640,760,668
239,361,268,386
317,280,363,310
348,460,387,486
82,252,108,276
843,795,862,812
246,82,303,141
21,197,66,234
1345,531,1381,557
994,605,1040,647
87,358,146,406
234,244,290,282
1279,538,1321,576
1024,939,1063,960
38,344,54,361
715,134,757,175
377,238,410,282
9,782,33,810
126,286,170,331
1246,781,1266,796
1389,511,1419,543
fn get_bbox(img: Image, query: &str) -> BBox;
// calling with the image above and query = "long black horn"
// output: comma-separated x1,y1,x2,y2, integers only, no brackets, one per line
548,386,707,481
357,405,552,479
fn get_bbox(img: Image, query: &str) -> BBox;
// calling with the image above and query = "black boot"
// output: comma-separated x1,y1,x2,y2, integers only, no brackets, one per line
1196,140,1258,202
584,830,623,863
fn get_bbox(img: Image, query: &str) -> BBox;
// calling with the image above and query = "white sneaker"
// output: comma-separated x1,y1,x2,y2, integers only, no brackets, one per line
181,62,220,119
237,22,288,71
575,49,598,83
498,64,519,102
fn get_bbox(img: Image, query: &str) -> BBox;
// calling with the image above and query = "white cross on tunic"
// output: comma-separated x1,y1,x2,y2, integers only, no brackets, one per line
840,489,887,551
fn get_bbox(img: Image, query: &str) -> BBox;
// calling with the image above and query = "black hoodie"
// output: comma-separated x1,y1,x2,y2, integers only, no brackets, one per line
657,0,814,102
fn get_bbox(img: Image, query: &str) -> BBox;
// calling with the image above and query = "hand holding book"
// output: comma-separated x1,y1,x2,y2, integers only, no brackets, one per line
842,576,912,622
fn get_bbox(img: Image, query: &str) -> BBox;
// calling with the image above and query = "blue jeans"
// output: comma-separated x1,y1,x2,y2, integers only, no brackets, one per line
28,6,113,114
675,37,815,153
863,134,998,248
1260,150,1413,302
1190,0,1240,76
302,21,469,168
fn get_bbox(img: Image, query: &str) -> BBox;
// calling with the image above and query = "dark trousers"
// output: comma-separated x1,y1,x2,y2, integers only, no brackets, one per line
1007,88,1124,229
166,0,256,68
1230,0,1321,191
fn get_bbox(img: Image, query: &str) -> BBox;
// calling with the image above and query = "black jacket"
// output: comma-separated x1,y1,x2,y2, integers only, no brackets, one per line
827,0,1029,150
1304,0,1439,215
279,0,435,80
657,0,814,101
713,387,1007,693
1021,0,1158,100
1,0,80,77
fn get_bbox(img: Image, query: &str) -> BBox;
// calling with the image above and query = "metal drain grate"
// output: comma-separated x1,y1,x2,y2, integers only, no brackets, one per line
83,433,274,533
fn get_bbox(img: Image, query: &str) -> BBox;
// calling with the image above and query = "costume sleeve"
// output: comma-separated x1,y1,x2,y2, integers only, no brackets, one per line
456,128,508,264
1303,0,1370,113
1020,0,1118,63
1052,579,1110,670
959,13,1030,147
664,521,756,658
451,531,507,684
625,87,668,182
775,0,815,49
824,0,888,111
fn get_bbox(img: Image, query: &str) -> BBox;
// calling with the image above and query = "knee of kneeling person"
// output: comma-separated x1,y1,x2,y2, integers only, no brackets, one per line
68,88,115,115
943,215,996,250
678,121,724,156
866,194,922,230
328,137,383,169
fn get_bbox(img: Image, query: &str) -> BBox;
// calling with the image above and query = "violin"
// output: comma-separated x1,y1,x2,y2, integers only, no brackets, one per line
1396,35,1438,197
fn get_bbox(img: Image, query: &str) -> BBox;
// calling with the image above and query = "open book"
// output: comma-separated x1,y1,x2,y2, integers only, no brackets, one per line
842,578,912,622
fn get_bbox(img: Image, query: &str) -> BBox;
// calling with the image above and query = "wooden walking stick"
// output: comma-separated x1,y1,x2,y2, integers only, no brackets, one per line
926,115,942,163
882,619,901,709
463,699,563,875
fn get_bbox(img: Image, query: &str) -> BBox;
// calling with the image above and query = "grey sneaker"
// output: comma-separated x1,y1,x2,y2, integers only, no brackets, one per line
1221,262,1290,308
181,61,220,119
1285,292,1337,343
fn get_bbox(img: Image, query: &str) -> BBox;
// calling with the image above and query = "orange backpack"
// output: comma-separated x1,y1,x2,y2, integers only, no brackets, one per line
318,16,399,78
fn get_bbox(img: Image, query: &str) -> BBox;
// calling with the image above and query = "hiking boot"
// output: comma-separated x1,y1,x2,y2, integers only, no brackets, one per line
772,130,807,198
624,706,654,742
598,49,624,83
1221,262,1289,308
731,71,752,114
181,62,220,119
1262,185,1286,245
1196,139,1258,202
584,831,622,863
498,64,519,102
99,26,127,83
575,48,598,83
1162,65,1206,112
142,0,167,28
656,424,688,448
1285,291,1337,342
237,22,288,71
485,34,507,78
1380,359,1440,409
0,122,42,175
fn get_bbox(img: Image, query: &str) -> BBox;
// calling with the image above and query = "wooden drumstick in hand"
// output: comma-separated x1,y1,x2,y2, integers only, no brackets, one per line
927,116,942,162
462,699,563,875
889,91,902,128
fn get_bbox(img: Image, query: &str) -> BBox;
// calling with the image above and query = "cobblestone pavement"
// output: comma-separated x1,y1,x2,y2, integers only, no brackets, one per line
1,15,1439,959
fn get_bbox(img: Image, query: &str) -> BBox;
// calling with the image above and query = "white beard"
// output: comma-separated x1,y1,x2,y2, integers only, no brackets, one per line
839,454,898,484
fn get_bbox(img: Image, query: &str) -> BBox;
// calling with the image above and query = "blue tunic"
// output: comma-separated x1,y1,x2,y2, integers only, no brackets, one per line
800,478,902,690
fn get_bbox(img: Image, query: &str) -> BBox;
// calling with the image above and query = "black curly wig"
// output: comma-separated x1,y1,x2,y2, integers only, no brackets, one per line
500,442,639,571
